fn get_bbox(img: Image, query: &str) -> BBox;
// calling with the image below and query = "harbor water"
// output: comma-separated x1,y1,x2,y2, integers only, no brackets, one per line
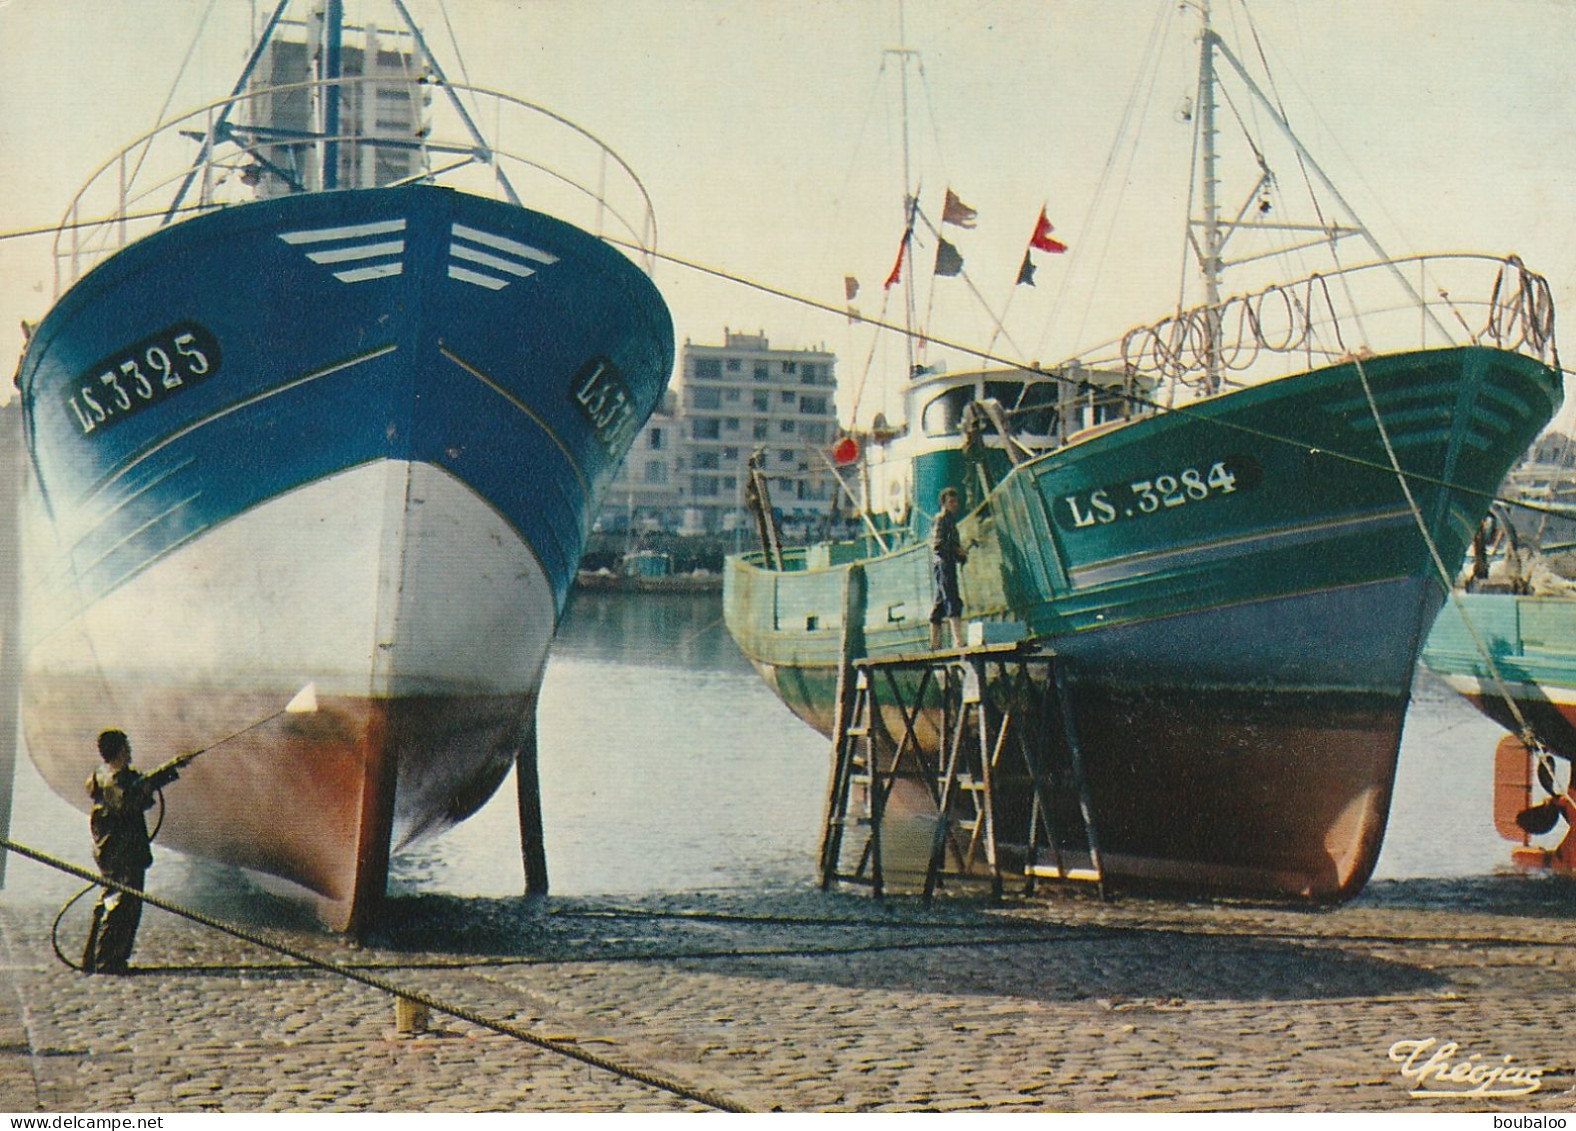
0,589,1523,910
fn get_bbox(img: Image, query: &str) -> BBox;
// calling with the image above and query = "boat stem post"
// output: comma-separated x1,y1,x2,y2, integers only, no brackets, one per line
744,452,784,571
515,715,548,896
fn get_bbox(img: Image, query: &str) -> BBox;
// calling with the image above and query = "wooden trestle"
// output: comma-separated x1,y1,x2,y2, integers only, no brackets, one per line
818,637,1107,903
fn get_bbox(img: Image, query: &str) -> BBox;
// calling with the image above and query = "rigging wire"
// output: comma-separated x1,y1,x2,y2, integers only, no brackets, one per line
1238,0,1331,240
815,56,889,430
0,205,217,248
847,288,897,428
434,0,477,101
1225,0,1351,323
1036,0,1175,364
1352,352,1559,776
914,203,1032,366
601,231,1570,523
2,195,1565,527
125,0,222,193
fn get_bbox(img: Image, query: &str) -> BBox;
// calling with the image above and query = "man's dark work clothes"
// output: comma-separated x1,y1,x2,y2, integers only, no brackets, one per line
930,507,965,626
83,760,179,974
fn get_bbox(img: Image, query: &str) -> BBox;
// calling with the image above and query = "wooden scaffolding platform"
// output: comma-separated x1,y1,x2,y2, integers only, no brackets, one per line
818,641,1107,902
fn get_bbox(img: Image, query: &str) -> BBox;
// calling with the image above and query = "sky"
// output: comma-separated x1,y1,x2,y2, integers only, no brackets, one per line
3,0,1576,428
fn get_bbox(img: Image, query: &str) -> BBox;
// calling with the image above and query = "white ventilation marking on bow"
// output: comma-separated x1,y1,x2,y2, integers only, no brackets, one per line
447,222,558,290
277,219,408,283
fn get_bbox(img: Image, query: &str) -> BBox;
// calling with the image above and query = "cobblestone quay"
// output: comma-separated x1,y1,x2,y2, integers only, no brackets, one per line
2,873,1575,1113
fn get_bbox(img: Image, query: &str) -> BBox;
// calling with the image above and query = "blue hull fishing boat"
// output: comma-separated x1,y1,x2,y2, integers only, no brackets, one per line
14,1,672,930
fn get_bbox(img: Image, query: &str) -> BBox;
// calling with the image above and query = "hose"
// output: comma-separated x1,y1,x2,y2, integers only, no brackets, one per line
49,788,169,974
8,835,754,1113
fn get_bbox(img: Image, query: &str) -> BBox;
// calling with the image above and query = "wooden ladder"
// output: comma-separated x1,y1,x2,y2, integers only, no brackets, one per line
819,665,883,894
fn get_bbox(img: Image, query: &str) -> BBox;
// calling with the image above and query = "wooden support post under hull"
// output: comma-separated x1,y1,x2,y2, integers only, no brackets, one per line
516,716,549,896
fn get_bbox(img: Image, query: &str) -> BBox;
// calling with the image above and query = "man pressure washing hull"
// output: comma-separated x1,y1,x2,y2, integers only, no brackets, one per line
77,684,317,972
82,729,193,975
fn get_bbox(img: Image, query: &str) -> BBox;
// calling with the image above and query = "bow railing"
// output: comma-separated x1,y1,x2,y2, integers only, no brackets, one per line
51,75,659,295
1099,254,1559,393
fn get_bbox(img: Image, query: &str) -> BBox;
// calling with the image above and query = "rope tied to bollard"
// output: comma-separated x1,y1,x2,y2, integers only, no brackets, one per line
2,836,755,1113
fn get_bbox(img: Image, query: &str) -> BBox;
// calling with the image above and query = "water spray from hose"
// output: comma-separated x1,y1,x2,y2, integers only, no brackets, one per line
52,683,320,971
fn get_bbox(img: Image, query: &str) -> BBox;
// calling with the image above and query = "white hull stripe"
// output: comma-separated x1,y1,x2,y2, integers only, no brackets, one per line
1067,506,1415,589
334,263,405,284
1442,673,1576,707
447,265,508,290
451,243,537,278
447,223,557,290
304,240,406,265
452,223,557,263
278,219,408,284
278,219,408,244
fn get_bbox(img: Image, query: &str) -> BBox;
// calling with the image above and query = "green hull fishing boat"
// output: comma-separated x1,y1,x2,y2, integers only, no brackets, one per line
723,6,1563,901
1420,528,1576,871
1424,576,1576,759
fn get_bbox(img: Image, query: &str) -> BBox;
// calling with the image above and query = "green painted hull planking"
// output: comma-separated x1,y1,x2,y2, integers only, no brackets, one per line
725,346,1562,901
1424,592,1576,757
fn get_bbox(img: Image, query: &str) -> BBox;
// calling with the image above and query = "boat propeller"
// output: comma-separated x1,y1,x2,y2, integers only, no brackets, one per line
1516,800,1563,836
1514,744,1569,837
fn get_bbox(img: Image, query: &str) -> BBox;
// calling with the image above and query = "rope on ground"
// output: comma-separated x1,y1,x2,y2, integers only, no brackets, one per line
563,901,1576,952
550,903,1083,930
1,837,754,1114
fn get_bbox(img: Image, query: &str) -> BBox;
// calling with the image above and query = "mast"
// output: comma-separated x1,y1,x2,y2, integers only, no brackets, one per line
886,6,920,384
1185,0,1453,373
160,0,293,223
321,0,344,190
1196,0,1223,391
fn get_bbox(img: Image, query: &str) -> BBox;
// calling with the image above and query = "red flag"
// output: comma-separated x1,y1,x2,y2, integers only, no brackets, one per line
1029,206,1068,253
941,189,978,228
883,230,909,290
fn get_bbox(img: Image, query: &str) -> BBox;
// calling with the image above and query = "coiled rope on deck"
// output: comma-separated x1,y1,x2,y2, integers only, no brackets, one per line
2,836,754,1114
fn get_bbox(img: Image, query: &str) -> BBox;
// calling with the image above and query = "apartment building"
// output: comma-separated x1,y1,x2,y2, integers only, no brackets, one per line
600,330,839,535
599,391,681,532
